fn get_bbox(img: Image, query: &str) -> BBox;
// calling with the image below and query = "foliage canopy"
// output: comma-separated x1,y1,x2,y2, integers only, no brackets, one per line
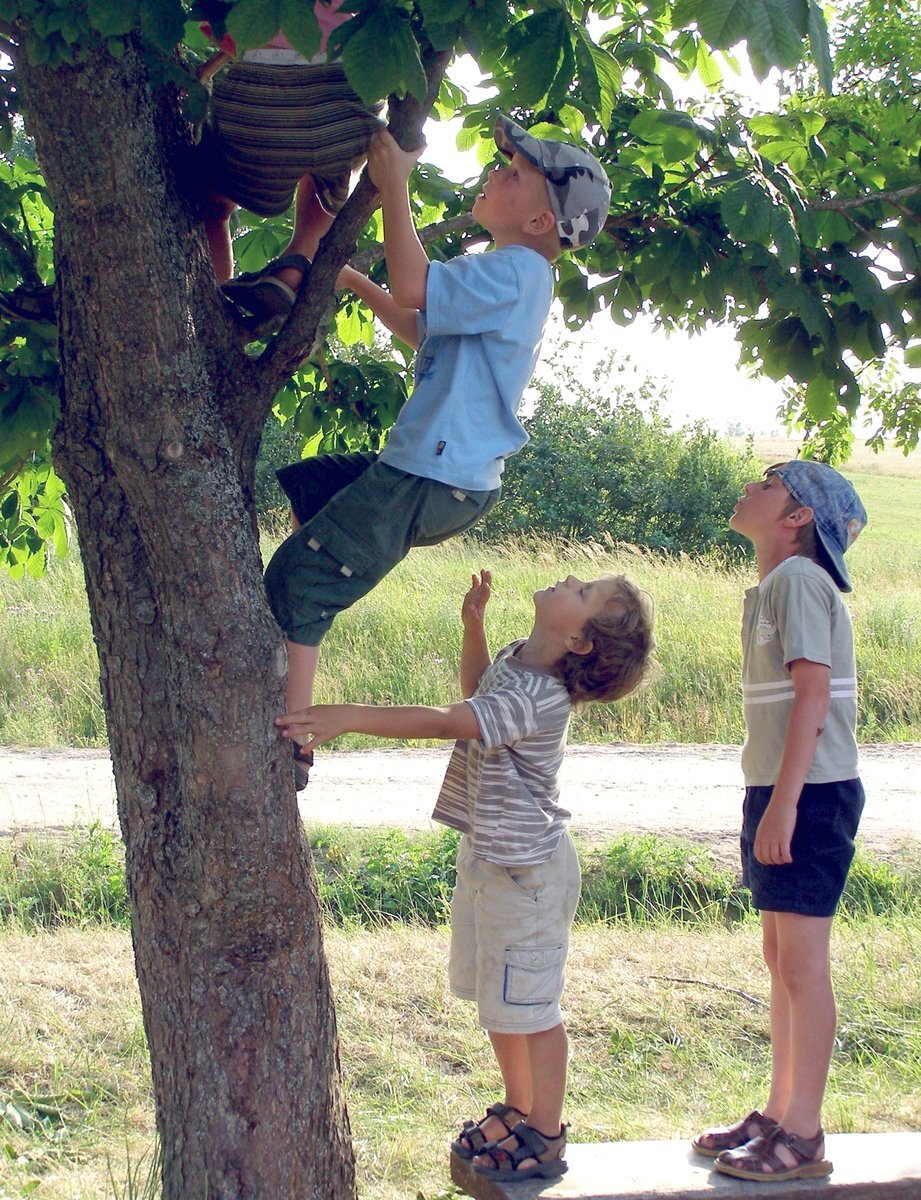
0,0,919,577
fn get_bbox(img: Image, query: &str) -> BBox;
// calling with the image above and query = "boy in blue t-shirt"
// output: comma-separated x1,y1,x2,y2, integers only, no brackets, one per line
264,116,612,787
693,461,867,1183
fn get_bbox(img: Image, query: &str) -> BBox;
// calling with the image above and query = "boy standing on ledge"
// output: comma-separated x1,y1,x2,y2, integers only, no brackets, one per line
277,567,655,1179
693,461,867,1183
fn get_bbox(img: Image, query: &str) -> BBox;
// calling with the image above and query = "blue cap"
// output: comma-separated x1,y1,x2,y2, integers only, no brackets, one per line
770,461,867,592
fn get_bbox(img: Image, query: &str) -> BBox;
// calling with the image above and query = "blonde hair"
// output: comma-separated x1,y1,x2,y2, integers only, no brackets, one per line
554,575,656,705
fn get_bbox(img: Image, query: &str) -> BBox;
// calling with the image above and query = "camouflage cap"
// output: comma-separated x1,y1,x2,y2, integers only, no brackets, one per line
494,114,612,249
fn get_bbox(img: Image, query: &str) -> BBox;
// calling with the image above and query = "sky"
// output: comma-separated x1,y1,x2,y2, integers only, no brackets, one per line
420,59,792,437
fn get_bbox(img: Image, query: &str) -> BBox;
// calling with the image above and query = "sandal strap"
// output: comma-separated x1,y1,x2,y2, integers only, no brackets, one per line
733,1124,823,1172
485,1102,522,1125
502,1121,566,1166
782,1127,825,1161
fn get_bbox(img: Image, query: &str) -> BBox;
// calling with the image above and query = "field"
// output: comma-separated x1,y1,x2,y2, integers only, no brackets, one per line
1,437,920,748
0,436,919,1198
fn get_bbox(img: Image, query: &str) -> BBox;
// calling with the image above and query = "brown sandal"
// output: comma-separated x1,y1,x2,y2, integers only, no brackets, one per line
692,1109,774,1157
472,1121,568,1180
451,1102,526,1160
715,1124,833,1181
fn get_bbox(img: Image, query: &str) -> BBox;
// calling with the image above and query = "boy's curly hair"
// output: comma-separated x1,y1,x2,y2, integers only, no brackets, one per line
554,574,656,705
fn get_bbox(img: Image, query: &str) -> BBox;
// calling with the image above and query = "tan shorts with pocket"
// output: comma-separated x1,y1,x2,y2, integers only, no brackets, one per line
449,833,581,1034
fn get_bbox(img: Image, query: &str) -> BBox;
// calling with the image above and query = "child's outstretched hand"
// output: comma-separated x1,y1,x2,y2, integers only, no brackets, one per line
461,569,492,629
367,129,425,192
276,705,348,753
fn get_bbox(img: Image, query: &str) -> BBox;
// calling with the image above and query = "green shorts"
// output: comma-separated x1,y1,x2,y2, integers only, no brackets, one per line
264,453,498,645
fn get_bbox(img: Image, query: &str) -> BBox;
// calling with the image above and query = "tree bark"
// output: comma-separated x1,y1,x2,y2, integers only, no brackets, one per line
17,42,356,1200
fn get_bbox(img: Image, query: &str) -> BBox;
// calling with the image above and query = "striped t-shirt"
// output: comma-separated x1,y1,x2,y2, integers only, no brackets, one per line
740,556,859,786
431,641,572,866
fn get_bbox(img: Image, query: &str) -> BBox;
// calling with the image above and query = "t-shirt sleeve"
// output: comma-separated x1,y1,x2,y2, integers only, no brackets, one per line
770,569,834,669
467,679,570,750
424,252,535,337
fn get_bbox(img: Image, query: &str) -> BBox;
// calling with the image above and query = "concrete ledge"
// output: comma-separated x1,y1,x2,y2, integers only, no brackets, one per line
451,1133,921,1199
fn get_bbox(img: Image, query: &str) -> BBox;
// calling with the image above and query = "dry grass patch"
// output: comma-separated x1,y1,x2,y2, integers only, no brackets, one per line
1,921,919,1199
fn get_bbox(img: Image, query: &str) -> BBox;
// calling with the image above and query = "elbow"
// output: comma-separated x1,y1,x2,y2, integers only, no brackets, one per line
392,286,425,311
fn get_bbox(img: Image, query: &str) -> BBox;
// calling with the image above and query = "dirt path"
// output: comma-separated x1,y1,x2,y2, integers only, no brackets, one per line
1,743,918,866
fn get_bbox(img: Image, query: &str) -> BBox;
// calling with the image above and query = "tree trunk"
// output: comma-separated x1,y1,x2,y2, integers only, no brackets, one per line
17,43,357,1200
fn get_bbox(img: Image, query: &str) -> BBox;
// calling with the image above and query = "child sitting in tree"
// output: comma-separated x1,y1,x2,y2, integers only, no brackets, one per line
0,3,384,330
276,567,655,1180
265,116,612,787
197,3,386,329
693,461,867,1183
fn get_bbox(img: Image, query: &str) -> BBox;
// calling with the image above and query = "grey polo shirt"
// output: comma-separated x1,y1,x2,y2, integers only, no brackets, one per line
740,556,859,786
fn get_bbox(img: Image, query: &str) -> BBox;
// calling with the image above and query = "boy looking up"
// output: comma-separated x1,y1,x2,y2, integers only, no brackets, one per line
277,568,655,1178
693,461,867,1183
264,116,612,787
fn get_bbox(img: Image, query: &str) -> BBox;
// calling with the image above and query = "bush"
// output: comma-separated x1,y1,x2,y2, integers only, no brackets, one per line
3,827,918,932
478,367,763,555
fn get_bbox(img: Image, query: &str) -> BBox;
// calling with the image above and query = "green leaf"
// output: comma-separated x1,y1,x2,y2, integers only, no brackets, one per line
279,0,321,61
720,179,773,243
505,10,569,107
806,0,833,95
748,113,792,137
804,374,838,420
573,28,620,130
226,0,281,51
770,202,800,270
340,8,425,105
140,0,185,52
695,39,723,88
86,0,139,38
692,0,809,70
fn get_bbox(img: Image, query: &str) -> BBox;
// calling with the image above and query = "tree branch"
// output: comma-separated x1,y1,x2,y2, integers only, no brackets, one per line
649,975,767,1007
349,211,486,274
810,182,921,212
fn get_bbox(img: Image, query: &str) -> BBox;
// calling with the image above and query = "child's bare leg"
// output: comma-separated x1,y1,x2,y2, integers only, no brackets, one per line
474,1025,567,1173
203,192,238,282
762,910,792,1121
274,175,335,292
488,1031,532,1119
286,641,321,715
775,913,835,1139
524,1023,568,1138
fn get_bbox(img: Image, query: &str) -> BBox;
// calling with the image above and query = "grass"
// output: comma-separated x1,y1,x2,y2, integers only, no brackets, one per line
2,515,920,747
3,824,920,934
1,915,919,1199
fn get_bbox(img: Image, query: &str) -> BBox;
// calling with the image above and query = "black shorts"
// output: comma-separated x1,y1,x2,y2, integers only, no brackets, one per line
740,779,865,917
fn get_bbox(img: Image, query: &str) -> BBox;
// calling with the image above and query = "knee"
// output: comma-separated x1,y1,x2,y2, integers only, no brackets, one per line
202,192,236,224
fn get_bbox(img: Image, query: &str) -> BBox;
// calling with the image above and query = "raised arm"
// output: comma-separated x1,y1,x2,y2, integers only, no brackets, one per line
276,700,480,754
460,570,492,699
336,265,420,349
366,130,430,310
